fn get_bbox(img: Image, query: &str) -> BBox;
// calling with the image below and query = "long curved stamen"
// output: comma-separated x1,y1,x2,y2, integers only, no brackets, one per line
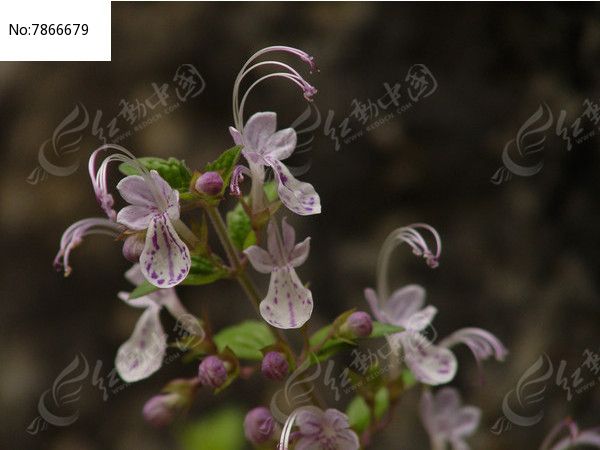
278,410,299,450
376,223,442,303
54,217,122,276
539,418,578,450
232,46,317,130
89,144,169,214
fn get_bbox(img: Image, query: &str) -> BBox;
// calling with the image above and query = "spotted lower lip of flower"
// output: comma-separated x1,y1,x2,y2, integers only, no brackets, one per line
230,111,321,216
278,406,359,450
54,217,122,276
419,387,481,450
115,265,203,382
244,218,313,329
116,169,191,288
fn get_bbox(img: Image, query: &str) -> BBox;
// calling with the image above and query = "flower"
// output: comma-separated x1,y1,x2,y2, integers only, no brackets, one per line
419,387,481,450
278,406,359,450
366,285,507,385
540,418,600,450
244,407,277,445
115,265,203,382
261,351,289,381
197,356,228,389
116,168,191,288
229,46,320,216
244,218,313,329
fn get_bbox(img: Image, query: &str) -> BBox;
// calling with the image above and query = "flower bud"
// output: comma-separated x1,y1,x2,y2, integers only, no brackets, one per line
261,352,289,381
343,311,373,338
195,171,223,196
244,406,276,445
142,393,179,427
198,355,228,388
122,234,145,263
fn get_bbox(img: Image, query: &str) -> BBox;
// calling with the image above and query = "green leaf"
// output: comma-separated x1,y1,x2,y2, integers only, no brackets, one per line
370,321,404,337
204,146,242,186
401,369,417,389
346,396,371,433
119,157,192,191
374,387,390,420
226,203,254,251
182,255,228,286
128,280,159,299
178,407,244,450
213,321,276,360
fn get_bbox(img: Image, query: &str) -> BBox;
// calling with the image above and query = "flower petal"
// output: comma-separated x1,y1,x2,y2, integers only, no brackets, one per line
405,305,437,332
244,112,277,152
140,213,191,288
244,245,274,274
289,237,310,267
229,126,243,146
115,305,166,382
117,205,154,230
160,289,204,337
281,216,296,254
400,333,457,385
266,158,321,215
439,327,508,363
117,174,157,207
124,263,145,286
384,284,426,326
264,128,296,160
452,406,481,438
259,266,313,329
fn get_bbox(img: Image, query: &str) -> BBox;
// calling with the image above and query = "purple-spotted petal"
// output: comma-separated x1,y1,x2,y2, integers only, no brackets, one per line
266,157,321,216
244,112,277,152
244,245,274,274
259,266,313,329
264,128,296,160
400,333,457,385
115,305,166,382
439,327,508,363
140,213,191,288
117,205,155,230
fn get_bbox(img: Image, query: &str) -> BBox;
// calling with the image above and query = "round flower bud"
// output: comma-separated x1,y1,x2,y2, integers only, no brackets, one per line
195,171,224,196
261,352,289,381
244,406,276,445
122,234,145,263
198,356,228,388
344,311,373,338
142,393,178,427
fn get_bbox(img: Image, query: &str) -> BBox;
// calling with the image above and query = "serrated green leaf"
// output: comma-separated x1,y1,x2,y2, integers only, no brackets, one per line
178,407,244,450
346,396,371,433
204,146,242,186
213,321,276,360
118,157,192,191
183,255,228,285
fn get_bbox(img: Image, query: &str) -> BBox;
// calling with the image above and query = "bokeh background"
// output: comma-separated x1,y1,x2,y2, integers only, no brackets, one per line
1,2,600,449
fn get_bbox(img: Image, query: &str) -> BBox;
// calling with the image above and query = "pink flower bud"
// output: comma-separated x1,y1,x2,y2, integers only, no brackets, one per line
195,171,223,196
244,406,276,445
197,356,227,388
122,234,145,262
142,393,178,427
345,311,373,338
261,352,289,381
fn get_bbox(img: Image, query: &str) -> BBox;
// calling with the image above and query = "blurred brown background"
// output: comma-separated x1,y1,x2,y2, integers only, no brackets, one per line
1,2,600,449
